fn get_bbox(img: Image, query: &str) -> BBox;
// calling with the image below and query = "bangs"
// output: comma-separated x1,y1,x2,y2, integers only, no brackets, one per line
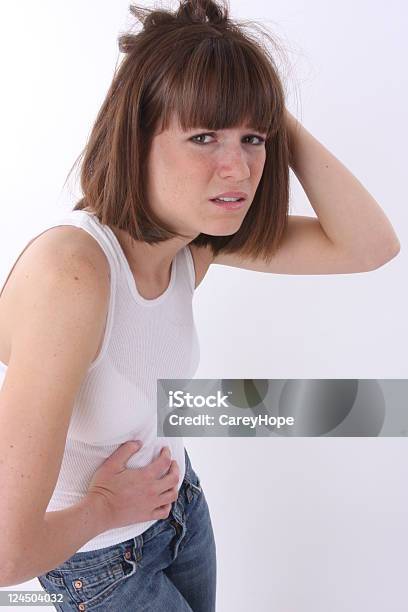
157,35,284,137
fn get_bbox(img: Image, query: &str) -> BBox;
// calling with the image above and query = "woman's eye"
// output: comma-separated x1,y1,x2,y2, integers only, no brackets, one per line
191,134,213,145
246,135,266,145
190,134,266,146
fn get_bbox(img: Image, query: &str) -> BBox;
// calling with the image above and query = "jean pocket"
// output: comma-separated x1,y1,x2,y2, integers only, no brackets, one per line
38,551,137,610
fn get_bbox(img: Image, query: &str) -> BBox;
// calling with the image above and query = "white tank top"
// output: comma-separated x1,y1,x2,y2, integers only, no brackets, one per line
0,209,200,552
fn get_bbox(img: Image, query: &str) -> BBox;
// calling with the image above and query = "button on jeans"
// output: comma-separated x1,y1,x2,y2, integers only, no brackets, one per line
37,448,217,611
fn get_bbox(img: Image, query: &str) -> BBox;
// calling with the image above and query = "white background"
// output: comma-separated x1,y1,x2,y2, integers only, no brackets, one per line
0,1,407,611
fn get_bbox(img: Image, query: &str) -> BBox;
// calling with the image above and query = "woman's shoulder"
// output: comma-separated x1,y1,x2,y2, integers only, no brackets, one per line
37,223,109,271
0,225,110,363
13,224,111,289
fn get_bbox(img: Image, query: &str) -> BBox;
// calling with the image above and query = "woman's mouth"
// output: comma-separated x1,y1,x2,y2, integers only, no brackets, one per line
209,198,246,210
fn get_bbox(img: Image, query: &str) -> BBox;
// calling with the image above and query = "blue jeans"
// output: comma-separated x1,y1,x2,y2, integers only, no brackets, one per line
37,448,217,611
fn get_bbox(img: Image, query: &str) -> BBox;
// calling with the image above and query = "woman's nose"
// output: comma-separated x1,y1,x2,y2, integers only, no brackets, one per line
216,147,250,179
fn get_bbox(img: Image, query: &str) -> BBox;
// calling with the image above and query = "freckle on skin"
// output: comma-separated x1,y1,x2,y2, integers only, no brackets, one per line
74,276,79,280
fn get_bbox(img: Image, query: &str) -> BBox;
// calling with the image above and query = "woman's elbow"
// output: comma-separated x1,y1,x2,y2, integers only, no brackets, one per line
367,238,401,270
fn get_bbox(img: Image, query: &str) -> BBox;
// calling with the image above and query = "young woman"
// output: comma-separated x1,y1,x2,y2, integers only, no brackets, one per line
0,0,400,610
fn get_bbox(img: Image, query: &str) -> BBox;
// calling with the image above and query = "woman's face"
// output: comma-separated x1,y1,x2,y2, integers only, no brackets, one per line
145,113,267,239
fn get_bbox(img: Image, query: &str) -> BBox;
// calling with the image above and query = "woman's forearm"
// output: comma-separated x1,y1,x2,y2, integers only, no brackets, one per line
1,493,110,587
285,110,400,265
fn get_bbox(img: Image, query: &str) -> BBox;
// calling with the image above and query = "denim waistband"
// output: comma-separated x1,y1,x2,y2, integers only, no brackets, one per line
182,447,195,487
169,447,195,525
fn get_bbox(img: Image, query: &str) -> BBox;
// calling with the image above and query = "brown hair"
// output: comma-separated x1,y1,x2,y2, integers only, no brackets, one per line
67,0,291,263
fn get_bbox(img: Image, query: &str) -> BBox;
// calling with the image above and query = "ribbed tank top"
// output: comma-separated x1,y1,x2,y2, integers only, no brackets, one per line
0,209,200,552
